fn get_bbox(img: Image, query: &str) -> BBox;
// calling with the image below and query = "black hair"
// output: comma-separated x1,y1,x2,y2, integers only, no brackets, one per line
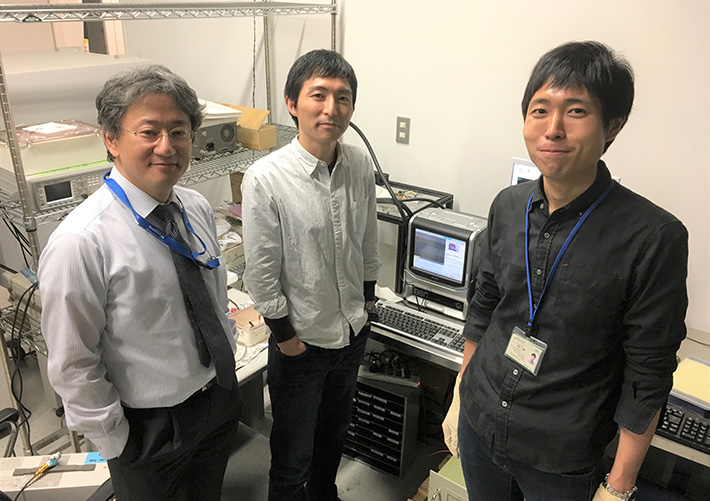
521,41,634,151
283,49,357,127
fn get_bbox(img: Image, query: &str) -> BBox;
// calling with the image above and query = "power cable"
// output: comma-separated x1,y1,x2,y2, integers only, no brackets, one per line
8,281,38,455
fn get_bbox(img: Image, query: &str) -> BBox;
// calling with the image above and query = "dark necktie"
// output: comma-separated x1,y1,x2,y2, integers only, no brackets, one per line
153,203,235,389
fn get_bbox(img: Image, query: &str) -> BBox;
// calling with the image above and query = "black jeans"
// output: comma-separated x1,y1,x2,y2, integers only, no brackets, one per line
267,326,369,501
458,412,604,501
107,378,242,501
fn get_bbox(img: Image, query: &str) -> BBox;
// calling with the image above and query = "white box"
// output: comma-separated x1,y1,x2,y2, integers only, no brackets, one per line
2,48,151,127
428,456,467,501
0,120,106,176
230,306,269,346
0,452,110,501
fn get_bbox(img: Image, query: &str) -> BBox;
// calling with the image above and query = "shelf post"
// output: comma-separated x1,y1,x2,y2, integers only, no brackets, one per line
331,0,337,51
263,14,273,124
0,51,41,271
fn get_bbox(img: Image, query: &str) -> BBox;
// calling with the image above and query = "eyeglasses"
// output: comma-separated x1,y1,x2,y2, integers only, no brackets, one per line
120,126,194,145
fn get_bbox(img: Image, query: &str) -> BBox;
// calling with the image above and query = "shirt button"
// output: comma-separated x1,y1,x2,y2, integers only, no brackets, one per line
539,203,545,210
513,369,519,376
536,268,543,276
544,232,551,239
501,401,508,408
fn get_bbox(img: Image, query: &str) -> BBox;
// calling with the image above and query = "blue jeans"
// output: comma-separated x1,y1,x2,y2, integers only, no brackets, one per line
458,413,604,501
267,325,369,501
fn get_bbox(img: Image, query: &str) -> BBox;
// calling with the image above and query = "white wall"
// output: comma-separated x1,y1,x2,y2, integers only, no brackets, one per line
0,0,83,53
336,0,710,335
2,0,708,334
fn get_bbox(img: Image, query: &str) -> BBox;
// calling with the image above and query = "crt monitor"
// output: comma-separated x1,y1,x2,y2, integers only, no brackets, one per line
510,156,541,185
403,208,487,321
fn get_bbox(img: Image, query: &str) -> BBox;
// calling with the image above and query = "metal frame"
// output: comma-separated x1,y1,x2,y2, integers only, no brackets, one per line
0,124,297,225
0,1,336,264
0,2,336,23
376,181,455,294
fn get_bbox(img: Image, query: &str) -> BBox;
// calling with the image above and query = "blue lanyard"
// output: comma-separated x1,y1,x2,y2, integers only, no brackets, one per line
103,172,219,269
524,182,614,331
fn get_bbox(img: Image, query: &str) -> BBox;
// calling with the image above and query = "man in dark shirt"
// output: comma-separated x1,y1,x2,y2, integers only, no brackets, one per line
442,41,688,501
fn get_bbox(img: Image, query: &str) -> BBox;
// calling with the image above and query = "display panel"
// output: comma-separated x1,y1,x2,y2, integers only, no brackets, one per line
410,227,467,286
44,181,72,203
510,157,541,185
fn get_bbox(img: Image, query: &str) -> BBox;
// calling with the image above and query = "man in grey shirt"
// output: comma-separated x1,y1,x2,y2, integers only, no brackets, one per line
242,49,379,501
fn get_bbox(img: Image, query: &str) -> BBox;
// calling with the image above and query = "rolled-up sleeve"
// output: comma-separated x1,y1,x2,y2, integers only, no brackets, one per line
39,232,129,459
241,168,289,319
615,220,688,434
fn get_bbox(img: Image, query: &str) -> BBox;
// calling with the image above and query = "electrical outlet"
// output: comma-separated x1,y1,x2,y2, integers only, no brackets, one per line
396,116,410,144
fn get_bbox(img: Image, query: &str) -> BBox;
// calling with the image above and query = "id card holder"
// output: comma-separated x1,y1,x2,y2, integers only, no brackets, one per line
505,326,547,376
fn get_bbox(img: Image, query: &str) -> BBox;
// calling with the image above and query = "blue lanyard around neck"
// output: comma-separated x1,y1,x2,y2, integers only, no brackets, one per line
103,172,219,269
524,182,614,332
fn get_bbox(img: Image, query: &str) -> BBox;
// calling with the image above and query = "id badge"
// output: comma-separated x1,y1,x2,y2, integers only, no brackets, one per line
505,326,547,376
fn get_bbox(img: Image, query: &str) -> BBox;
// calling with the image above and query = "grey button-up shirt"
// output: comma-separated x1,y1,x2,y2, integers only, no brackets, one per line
242,138,380,348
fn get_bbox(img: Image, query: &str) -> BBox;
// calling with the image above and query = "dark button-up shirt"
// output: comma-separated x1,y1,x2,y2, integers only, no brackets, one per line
461,162,688,472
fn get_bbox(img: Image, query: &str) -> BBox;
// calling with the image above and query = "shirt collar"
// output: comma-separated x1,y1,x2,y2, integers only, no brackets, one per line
532,160,613,214
291,136,342,176
107,166,178,219
566,160,613,214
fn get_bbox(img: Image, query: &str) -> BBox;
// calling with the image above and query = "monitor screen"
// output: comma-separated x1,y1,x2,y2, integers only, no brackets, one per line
510,157,541,186
411,227,467,285
44,180,72,203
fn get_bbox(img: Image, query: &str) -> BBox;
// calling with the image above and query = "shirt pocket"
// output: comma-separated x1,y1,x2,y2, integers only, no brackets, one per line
552,264,625,333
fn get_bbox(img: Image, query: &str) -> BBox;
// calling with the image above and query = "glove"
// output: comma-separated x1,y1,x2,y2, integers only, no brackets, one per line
592,484,624,501
442,374,462,457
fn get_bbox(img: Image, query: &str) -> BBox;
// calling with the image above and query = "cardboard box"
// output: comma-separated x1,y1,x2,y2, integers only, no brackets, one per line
238,124,277,150
230,171,245,203
218,104,277,150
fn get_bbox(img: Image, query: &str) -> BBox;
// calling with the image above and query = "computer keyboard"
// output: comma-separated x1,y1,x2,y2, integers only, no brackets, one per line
373,300,465,356
656,402,710,454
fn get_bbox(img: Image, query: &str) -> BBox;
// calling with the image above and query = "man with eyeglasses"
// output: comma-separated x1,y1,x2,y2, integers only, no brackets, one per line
38,64,242,500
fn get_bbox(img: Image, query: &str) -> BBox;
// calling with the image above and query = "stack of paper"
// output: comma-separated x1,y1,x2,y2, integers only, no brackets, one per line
670,357,710,417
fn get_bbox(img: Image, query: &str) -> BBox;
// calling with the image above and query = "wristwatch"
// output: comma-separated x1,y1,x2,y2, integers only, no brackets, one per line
602,474,638,500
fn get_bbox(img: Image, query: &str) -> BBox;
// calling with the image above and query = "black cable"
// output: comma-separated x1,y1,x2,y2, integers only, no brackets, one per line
348,121,412,224
0,262,17,274
9,281,38,455
1,216,32,268
349,122,411,296
13,284,37,414
376,197,447,211
1,210,32,249
1,215,30,246
9,282,35,356
364,349,414,378
13,472,44,501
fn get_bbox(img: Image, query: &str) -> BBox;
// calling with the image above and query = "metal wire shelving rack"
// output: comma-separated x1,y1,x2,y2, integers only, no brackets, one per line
0,1,335,260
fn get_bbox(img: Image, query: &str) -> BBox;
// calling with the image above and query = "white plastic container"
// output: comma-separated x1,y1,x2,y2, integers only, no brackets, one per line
0,119,106,176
